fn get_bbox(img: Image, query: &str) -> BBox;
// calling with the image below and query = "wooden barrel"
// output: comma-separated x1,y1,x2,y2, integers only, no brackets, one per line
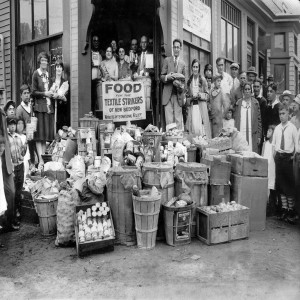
142,162,174,240
34,195,58,236
106,167,141,246
174,162,209,237
132,189,161,249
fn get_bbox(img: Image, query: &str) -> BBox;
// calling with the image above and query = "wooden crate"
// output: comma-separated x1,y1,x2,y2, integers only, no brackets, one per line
20,191,39,224
74,203,115,257
208,184,230,206
196,207,249,245
201,156,231,185
227,153,268,177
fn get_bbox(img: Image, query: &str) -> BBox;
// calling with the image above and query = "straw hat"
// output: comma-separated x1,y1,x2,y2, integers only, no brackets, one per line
246,66,257,76
279,90,295,102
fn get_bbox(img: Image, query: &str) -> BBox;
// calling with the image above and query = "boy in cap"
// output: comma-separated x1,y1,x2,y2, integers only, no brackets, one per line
7,116,27,224
4,100,16,117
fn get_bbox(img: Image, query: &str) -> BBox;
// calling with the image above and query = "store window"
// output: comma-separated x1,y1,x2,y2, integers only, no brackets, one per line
247,19,255,68
274,33,286,52
221,0,240,68
295,66,298,95
274,64,286,93
17,0,63,87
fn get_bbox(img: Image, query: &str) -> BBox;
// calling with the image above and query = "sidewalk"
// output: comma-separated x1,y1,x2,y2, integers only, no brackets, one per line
0,218,300,300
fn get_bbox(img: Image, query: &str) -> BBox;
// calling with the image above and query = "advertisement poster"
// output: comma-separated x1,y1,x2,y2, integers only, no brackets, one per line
102,81,146,121
183,0,211,42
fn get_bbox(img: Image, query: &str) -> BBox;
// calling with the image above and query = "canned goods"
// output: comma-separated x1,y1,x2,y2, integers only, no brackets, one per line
94,156,101,168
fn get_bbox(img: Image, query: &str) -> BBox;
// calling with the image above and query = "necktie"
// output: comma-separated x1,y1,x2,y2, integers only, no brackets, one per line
246,106,250,144
141,52,145,70
280,127,287,150
174,57,178,71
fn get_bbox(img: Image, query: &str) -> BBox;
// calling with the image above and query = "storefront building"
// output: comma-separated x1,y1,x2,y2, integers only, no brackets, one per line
0,0,300,127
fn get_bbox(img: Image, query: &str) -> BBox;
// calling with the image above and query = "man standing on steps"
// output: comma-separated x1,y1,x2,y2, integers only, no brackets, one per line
161,38,186,130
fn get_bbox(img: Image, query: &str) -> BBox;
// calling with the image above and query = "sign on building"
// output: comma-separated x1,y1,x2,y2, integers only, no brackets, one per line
102,81,146,122
183,0,211,42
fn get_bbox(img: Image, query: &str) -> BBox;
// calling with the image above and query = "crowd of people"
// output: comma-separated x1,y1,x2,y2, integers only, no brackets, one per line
0,53,69,238
161,38,300,224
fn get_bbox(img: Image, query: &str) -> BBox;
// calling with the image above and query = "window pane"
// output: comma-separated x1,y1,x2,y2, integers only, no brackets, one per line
221,19,226,57
20,45,34,86
49,37,63,78
274,33,285,51
49,0,63,35
274,64,286,93
200,50,209,73
233,27,238,61
183,43,190,76
247,43,252,68
227,23,233,60
20,0,32,43
35,41,49,69
191,48,199,63
34,0,47,39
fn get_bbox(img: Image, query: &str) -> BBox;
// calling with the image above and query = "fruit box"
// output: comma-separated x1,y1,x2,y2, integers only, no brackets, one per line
196,207,249,245
74,203,115,257
227,153,268,177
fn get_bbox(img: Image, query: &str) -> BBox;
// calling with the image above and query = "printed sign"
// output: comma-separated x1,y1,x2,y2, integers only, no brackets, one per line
102,81,146,121
183,0,211,42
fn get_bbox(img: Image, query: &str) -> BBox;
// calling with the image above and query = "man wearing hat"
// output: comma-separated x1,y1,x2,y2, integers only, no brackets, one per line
230,62,240,93
279,90,294,108
246,66,257,83
3,100,16,117
290,94,300,129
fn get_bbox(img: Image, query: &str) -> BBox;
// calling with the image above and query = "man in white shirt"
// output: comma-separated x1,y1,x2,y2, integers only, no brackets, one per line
230,62,240,92
273,103,298,223
216,57,233,95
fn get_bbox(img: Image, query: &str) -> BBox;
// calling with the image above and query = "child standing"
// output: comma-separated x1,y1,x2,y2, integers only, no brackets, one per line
262,125,277,216
222,108,235,130
16,118,30,178
272,104,298,223
7,117,27,224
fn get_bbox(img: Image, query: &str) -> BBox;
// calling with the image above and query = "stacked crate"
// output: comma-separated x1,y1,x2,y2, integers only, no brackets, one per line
77,127,97,157
227,153,268,231
201,154,231,205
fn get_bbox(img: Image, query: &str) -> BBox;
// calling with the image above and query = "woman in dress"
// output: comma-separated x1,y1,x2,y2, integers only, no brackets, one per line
100,46,118,81
50,60,69,130
185,59,211,138
32,52,54,167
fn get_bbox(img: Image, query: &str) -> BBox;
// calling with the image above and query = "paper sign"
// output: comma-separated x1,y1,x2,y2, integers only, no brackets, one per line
145,54,153,69
102,81,146,122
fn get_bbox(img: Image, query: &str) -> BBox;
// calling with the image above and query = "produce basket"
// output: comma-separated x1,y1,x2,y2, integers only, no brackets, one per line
196,205,249,245
74,203,115,257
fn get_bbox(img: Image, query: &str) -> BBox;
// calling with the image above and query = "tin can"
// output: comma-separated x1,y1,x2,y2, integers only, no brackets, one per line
94,156,101,168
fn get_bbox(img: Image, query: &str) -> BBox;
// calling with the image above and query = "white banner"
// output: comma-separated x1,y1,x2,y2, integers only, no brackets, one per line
183,0,211,42
102,81,146,121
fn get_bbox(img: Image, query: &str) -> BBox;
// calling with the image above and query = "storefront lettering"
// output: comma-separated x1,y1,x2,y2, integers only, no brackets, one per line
105,83,142,94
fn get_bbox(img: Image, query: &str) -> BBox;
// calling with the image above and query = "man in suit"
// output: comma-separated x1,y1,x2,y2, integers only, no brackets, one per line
231,71,247,107
0,90,17,232
234,83,262,154
161,39,186,130
135,35,153,77
266,83,281,128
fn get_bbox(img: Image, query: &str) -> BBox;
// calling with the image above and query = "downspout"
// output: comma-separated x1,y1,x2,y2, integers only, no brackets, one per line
0,34,6,104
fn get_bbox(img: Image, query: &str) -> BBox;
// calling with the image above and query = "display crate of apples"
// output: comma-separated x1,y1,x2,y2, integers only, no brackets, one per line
74,202,115,256
196,201,249,245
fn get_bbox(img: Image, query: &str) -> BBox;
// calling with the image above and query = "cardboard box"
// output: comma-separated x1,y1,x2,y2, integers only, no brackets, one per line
208,184,230,205
201,156,231,185
227,153,268,177
230,173,268,231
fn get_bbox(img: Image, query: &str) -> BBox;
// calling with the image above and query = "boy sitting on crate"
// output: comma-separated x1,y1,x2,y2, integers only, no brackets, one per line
7,116,27,225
